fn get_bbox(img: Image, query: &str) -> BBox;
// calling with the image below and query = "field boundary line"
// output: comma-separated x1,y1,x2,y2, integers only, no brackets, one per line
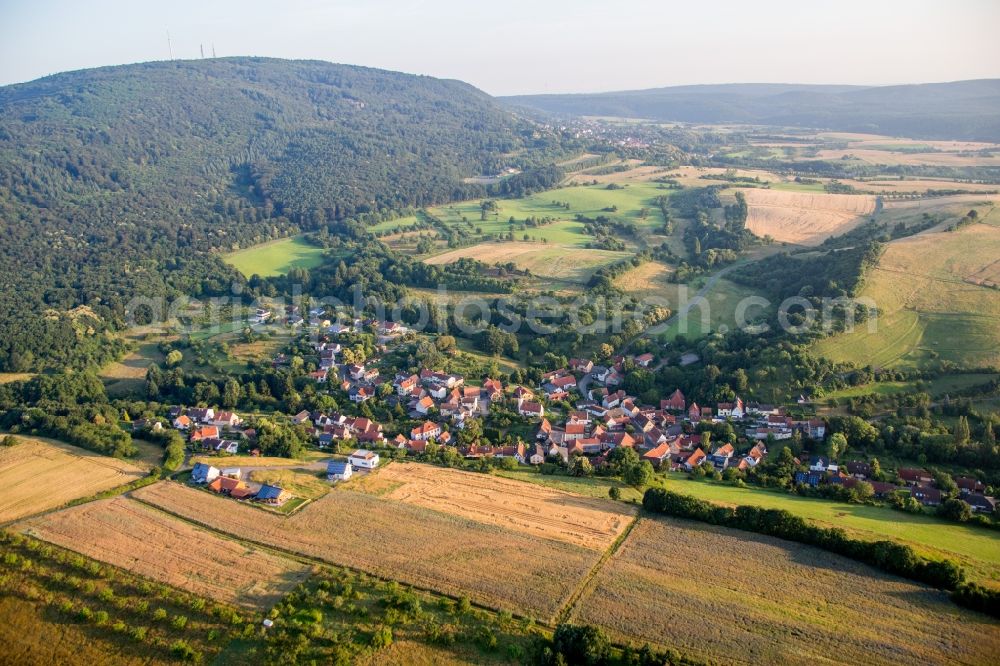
555,511,642,625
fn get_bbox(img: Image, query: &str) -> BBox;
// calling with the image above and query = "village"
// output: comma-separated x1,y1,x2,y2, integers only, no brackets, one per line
140,307,997,517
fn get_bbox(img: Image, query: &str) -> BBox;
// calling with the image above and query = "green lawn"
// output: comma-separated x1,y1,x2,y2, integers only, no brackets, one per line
498,467,1000,586
223,235,326,278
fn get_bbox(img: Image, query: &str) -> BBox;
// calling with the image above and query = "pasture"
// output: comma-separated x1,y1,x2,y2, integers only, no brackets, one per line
813,222,1000,370
742,188,876,245
16,497,311,609
132,480,599,621
223,235,326,278
353,463,635,550
569,516,1000,665
0,438,147,523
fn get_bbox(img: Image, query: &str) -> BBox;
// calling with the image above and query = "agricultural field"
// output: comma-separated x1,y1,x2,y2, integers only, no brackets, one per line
132,480,599,621
742,188,876,245
16,497,311,609
813,222,1000,370
353,463,635,550
223,234,326,278
0,438,147,523
425,241,629,286
569,516,1000,665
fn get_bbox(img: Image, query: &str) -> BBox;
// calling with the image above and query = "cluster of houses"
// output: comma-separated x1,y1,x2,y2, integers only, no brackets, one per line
527,384,776,472
292,410,387,448
190,463,291,504
796,460,997,512
168,406,249,454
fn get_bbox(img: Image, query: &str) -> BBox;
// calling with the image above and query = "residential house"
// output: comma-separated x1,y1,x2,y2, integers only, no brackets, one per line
207,476,253,498
172,414,192,430
519,401,544,418
683,448,707,470
591,366,610,383
349,386,373,403
188,408,215,423
845,461,872,479
661,389,686,412
212,411,242,428
415,396,435,415
292,410,312,425
349,449,380,469
716,398,744,419
966,493,997,513
955,476,986,495
190,426,220,442
411,421,442,441
634,353,655,367
642,442,673,468
570,358,594,374
395,374,420,396
191,463,220,484
326,460,354,481
256,484,291,505
898,468,933,486
911,484,942,506
687,402,702,422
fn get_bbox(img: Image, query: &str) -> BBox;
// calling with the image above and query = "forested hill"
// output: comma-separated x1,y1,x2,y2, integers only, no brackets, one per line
0,57,565,372
502,80,1000,141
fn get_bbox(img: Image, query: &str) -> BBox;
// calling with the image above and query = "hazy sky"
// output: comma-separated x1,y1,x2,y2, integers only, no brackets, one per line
1,0,998,95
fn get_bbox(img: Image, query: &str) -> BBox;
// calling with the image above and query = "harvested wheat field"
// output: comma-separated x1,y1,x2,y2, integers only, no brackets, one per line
0,438,146,523
17,497,309,609
570,516,1000,666
133,481,597,621
354,463,635,550
743,188,875,245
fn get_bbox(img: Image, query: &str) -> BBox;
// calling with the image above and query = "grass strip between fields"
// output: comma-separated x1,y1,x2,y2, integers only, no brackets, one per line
555,512,642,625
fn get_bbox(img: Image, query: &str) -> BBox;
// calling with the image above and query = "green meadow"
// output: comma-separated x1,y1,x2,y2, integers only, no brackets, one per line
223,235,326,278
429,181,675,236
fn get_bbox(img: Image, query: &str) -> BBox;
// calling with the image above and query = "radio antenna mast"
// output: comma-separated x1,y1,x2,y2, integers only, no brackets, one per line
212,44,217,58
166,30,173,59
200,43,205,58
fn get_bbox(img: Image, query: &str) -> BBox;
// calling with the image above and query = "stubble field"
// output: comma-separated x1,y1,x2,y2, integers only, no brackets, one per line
0,438,147,523
742,188,876,245
353,462,635,550
132,480,598,621
16,497,311,609
569,516,1000,666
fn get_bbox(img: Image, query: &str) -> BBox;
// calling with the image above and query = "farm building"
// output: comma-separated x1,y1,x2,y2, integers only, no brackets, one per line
349,449,380,469
191,463,220,484
327,460,353,481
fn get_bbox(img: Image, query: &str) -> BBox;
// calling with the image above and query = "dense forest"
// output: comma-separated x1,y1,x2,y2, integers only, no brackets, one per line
0,57,572,371
503,80,1000,142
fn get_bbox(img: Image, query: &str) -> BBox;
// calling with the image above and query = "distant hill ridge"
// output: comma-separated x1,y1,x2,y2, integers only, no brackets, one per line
502,80,1000,141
